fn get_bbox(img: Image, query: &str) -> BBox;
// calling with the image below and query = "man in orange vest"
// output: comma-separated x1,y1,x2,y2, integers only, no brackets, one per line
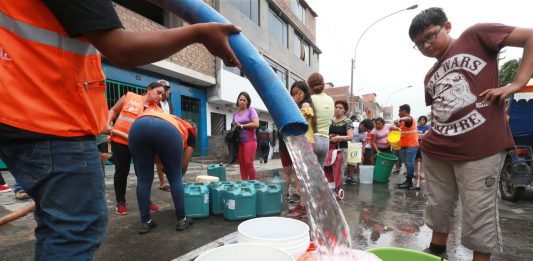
395,104,420,189
0,1,240,260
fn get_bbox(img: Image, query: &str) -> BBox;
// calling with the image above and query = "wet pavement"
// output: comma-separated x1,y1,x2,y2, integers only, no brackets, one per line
1,160,533,261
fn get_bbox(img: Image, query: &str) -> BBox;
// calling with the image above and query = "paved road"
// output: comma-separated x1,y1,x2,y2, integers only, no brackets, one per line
1,160,533,260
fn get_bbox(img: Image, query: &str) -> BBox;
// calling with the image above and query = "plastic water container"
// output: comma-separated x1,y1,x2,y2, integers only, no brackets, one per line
208,181,234,215
207,164,226,181
184,183,209,218
195,243,295,261
360,166,374,184
237,217,310,258
195,175,219,183
255,184,282,216
368,247,444,261
224,186,257,221
347,142,363,164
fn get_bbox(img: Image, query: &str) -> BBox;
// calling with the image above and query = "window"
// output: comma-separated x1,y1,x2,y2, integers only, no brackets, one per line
291,0,306,25
289,73,303,88
293,31,310,65
211,113,226,136
105,80,145,109
268,9,288,48
265,56,288,88
229,0,259,25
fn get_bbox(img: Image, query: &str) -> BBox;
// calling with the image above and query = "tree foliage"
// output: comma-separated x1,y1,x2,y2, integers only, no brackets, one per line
499,59,520,86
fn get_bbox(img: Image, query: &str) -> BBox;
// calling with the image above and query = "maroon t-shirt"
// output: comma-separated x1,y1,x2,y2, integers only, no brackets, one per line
421,23,515,161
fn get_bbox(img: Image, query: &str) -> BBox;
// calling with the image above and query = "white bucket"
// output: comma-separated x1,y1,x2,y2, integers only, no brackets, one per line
195,243,294,261
347,142,362,164
360,166,374,184
238,217,310,257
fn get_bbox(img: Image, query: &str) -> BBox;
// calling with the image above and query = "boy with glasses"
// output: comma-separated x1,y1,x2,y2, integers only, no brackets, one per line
409,7,533,261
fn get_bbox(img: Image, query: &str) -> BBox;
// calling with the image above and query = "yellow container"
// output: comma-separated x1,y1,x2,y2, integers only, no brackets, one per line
387,131,401,144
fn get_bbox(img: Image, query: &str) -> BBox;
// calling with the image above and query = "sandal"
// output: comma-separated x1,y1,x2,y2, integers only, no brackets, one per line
159,184,170,191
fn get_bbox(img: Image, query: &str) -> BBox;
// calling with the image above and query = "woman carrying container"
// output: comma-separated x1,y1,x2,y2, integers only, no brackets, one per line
129,111,196,234
233,92,259,180
286,81,316,218
107,82,164,215
326,100,353,199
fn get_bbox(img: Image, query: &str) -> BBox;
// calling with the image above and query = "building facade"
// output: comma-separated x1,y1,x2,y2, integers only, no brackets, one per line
105,0,218,156
323,85,365,121
206,0,321,158
104,0,320,157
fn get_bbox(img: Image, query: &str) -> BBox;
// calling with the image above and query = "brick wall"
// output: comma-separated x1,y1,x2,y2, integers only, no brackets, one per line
113,3,216,78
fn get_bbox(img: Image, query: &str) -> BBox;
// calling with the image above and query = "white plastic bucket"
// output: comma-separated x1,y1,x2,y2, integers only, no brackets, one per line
195,243,295,261
238,217,310,257
360,166,374,184
347,142,362,164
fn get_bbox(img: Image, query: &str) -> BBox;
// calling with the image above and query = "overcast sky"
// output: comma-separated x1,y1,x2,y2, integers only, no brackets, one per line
306,0,533,118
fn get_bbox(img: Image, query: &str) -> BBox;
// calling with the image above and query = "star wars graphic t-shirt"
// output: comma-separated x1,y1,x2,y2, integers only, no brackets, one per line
422,23,515,161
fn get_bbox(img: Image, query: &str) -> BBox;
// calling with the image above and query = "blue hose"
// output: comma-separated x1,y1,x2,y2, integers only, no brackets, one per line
147,0,308,136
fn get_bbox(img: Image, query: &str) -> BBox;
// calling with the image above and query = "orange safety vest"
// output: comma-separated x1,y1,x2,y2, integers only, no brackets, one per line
399,116,419,148
139,111,197,149
0,1,108,137
111,92,163,145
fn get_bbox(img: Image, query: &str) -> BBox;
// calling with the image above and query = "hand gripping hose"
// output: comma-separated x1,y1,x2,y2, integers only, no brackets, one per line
148,0,308,136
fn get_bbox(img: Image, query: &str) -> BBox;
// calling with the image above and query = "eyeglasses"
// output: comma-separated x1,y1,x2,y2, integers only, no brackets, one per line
413,26,442,49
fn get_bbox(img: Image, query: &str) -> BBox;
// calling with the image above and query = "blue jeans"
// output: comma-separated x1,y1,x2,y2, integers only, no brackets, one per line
129,117,185,223
401,147,419,180
13,181,24,193
0,139,108,260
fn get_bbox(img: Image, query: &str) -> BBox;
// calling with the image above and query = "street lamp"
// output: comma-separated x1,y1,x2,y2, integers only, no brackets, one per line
384,85,413,106
348,4,418,114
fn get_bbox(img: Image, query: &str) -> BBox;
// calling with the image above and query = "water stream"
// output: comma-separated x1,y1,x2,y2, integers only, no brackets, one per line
284,135,353,260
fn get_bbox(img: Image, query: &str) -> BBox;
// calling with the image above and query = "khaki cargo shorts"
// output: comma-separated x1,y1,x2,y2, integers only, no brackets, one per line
422,151,505,254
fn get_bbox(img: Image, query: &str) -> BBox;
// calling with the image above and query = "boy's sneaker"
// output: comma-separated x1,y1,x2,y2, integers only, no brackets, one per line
149,203,159,212
176,217,193,231
287,205,307,219
116,202,128,215
15,191,30,200
422,247,448,259
0,184,12,193
289,194,301,203
138,220,157,234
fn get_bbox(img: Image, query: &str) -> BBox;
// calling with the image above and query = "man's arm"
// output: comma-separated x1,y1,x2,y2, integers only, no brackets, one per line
481,27,533,104
84,23,241,68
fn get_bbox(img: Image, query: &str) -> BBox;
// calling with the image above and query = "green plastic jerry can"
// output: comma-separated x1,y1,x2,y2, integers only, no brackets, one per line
184,183,209,218
207,164,227,181
209,181,234,215
223,186,256,221
256,184,282,216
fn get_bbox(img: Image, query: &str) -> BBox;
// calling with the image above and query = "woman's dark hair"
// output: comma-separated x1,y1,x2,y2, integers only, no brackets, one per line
409,7,448,40
418,115,428,123
375,117,385,125
307,72,325,94
335,100,349,115
236,91,251,108
291,81,317,133
147,82,164,90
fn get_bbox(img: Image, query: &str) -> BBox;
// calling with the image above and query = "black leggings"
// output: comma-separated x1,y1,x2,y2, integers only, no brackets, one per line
111,141,133,203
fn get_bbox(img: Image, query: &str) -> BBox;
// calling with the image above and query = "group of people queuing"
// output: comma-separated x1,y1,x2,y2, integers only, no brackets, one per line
2,1,533,261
